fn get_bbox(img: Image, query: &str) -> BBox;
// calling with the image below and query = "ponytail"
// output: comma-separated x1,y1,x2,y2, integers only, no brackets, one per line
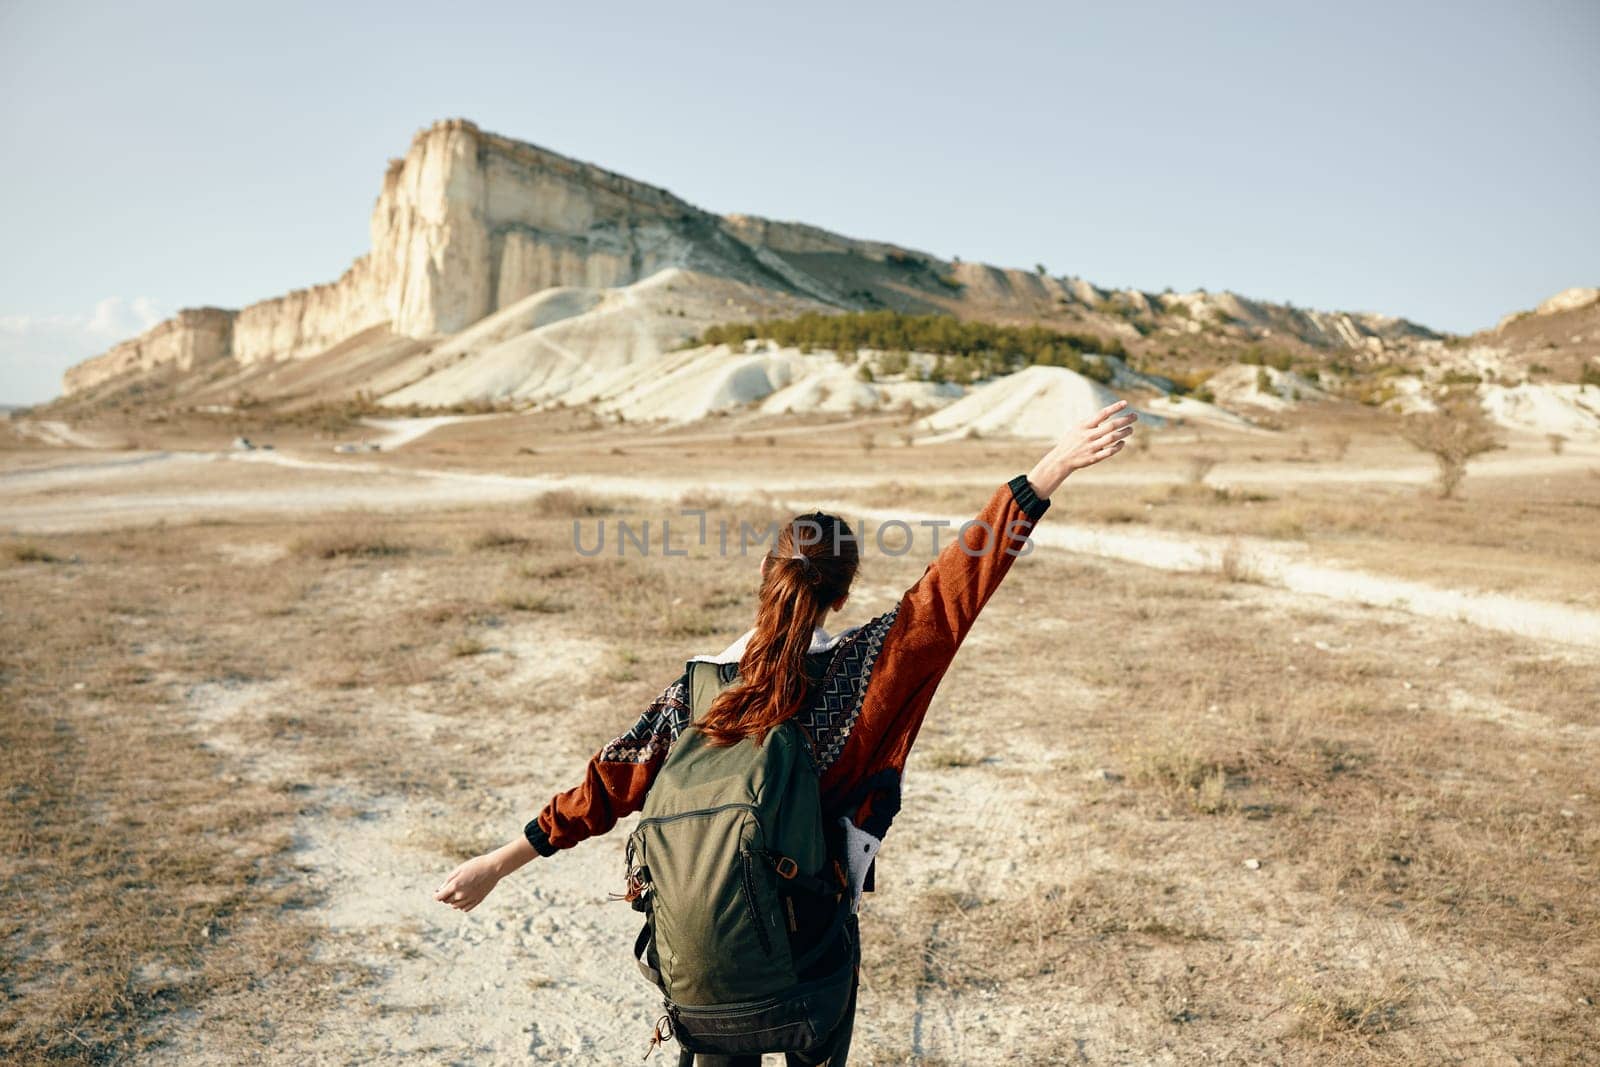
697,514,859,746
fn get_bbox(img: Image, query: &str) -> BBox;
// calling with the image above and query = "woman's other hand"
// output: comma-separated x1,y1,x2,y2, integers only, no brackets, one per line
435,834,538,912
1027,399,1138,499
434,853,503,912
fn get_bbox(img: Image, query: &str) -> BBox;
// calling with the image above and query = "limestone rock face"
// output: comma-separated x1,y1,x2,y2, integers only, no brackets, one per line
233,257,385,365
63,308,234,393
66,119,731,394
231,120,712,366
368,120,743,337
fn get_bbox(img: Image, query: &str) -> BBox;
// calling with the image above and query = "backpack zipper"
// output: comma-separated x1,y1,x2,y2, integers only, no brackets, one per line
635,801,759,828
740,850,774,957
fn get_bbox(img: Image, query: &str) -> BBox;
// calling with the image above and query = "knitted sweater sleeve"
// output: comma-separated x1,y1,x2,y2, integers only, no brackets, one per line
525,671,691,855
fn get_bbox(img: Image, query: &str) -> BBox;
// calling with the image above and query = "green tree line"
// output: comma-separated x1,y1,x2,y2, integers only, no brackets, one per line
699,310,1126,383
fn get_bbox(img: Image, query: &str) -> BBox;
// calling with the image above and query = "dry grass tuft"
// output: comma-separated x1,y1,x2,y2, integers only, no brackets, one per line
450,636,487,657
1216,538,1261,583
6,541,64,563
293,530,413,560
1128,740,1236,813
469,528,532,552
1288,978,1411,1043
496,591,570,614
530,489,616,517
921,746,983,769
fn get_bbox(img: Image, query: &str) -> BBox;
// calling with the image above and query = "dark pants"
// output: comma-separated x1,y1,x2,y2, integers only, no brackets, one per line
693,966,858,1067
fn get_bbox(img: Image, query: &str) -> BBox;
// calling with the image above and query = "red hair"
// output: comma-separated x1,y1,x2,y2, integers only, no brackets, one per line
697,513,859,746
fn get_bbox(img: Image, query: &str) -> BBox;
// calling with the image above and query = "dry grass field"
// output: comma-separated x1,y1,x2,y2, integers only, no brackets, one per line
3,415,1598,1064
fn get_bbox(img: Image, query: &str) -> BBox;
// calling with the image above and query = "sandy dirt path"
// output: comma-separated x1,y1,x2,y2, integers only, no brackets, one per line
149,626,667,1064
809,503,1600,650
6,445,1598,651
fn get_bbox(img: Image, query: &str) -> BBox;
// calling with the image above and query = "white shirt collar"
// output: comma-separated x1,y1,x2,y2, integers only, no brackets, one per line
691,624,846,665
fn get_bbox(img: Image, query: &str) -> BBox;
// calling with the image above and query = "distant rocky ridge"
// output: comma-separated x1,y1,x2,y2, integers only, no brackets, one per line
62,119,1442,399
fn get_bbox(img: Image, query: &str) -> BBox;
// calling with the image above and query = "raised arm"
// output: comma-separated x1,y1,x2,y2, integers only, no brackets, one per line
874,398,1138,709
816,400,1137,841
434,671,692,912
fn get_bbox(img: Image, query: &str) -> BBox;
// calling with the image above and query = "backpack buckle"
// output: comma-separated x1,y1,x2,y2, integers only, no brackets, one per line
773,855,799,880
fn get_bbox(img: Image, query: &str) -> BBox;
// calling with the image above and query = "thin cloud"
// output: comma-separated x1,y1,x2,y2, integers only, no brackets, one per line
0,297,166,405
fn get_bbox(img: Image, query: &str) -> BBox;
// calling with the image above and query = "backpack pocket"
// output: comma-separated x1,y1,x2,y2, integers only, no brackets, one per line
739,849,775,957
667,957,857,1057
632,804,794,1005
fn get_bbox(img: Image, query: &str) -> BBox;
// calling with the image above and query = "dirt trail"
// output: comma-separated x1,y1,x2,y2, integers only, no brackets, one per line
151,630,664,1064
6,444,1599,651
816,503,1600,650
145,600,1133,1063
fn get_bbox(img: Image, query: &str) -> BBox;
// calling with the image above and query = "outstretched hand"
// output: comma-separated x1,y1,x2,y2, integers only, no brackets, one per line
1027,399,1138,499
434,853,502,913
433,835,539,913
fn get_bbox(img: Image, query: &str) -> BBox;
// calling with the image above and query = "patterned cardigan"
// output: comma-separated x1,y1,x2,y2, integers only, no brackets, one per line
524,476,1051,902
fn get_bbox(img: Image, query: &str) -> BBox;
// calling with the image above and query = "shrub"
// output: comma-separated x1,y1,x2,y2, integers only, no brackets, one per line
1241,345,1293,370
878,349,909,377
7,542,62,564
1397,396,1505,499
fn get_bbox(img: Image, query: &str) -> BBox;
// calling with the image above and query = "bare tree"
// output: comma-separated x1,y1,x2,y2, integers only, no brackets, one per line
1398,394,1504,499
1187,454,1219,485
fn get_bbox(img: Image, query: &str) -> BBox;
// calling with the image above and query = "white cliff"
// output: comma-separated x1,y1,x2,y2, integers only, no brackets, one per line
65,119,734,394
61,117,1447,400
62,308,235,394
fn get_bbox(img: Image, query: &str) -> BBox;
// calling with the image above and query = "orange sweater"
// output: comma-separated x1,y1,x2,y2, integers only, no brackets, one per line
526,476,1050,893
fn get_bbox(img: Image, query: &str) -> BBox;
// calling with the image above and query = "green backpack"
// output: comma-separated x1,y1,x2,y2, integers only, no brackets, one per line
626,660,857,1063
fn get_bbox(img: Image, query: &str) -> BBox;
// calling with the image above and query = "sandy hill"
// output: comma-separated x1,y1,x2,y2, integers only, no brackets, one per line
1484,287,1600,382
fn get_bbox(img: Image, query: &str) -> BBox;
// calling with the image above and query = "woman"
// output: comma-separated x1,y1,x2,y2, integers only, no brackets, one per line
435,399,1138,1063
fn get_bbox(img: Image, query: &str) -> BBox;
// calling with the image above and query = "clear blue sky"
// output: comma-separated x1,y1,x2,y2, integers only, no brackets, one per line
2,0,1596,404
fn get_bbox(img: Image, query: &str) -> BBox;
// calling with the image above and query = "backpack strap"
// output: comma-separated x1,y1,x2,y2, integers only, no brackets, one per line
758,850,845,900
633,922,663,990
791,904,850,974
685,659,737,721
